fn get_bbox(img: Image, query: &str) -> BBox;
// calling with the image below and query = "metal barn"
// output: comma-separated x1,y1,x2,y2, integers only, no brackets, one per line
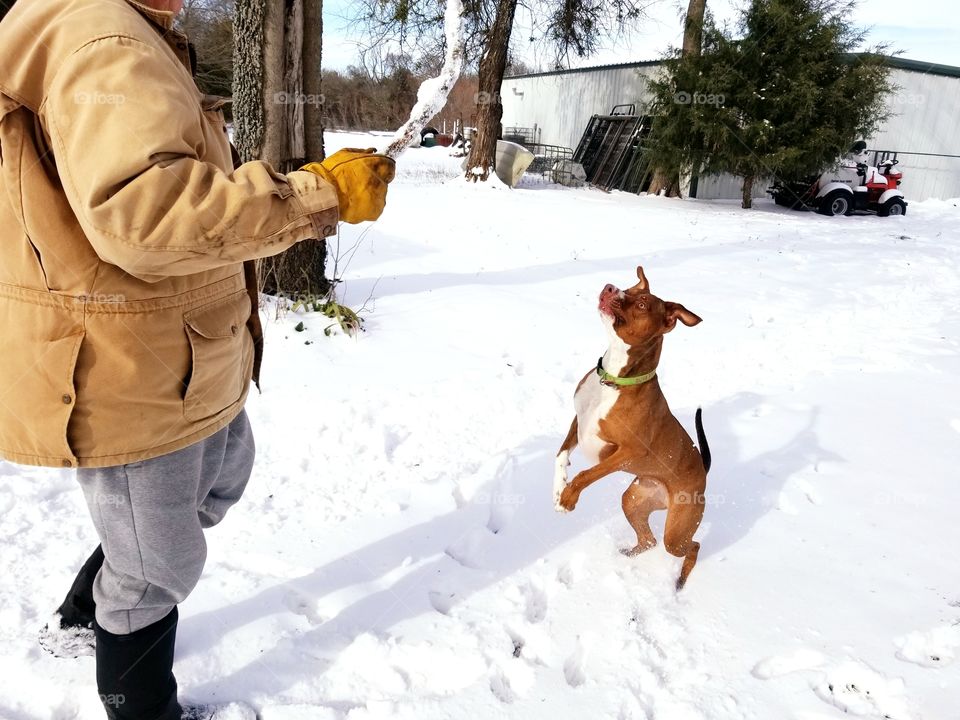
500,57,960,201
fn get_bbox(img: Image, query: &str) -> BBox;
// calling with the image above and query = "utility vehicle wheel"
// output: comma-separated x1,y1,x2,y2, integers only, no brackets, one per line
817,190,852,217
878,197,907,217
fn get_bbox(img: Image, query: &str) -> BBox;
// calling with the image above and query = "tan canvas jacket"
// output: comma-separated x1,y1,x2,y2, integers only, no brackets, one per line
0,0,338,468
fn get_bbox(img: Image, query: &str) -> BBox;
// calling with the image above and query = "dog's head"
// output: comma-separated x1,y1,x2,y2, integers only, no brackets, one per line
598,266,701,347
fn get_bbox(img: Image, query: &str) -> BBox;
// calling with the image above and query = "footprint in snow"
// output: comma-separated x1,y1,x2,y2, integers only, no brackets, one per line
894,623,960,668
427,590,459,616
520,579,549,624
382,425,411,460
564,636,589,687
484,455,522,534
556,554,585,588
755,650,912,720
282,588,327,626
444,526,492,569
813,659,913,720
489,660,534,703
489,668,515,704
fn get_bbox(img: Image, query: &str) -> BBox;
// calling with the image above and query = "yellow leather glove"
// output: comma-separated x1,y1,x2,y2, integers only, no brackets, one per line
300,148,396,224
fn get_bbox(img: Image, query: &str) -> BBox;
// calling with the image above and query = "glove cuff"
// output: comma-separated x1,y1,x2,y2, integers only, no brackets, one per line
299,162,348,216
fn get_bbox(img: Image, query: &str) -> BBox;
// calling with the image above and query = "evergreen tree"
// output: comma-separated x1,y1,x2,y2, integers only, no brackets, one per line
647,0,892,208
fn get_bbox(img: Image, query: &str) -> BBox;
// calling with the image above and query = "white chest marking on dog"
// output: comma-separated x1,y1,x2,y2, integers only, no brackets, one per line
575,313,629,464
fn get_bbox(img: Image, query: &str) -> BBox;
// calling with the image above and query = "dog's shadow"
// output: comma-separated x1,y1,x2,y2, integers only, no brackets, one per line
179,393,833,702
690,392,842,558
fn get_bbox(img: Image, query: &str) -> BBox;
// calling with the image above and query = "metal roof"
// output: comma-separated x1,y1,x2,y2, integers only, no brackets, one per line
505,55,960,81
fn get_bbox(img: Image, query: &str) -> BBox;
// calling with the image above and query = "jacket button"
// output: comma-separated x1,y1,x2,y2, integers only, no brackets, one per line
230,324,239,335
62,394,72,404
62,459,72,467
323,225,334,235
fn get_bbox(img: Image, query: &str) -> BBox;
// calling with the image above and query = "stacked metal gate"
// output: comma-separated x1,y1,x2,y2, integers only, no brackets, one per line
573,111,654,192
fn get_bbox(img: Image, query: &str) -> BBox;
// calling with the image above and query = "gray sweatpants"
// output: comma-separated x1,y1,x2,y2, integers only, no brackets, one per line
77,409,255,635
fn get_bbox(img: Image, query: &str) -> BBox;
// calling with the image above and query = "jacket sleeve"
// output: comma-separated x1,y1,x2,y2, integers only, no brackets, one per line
41,34,339,281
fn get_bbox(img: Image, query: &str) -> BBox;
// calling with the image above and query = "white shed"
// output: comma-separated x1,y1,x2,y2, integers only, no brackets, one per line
500,57,960,201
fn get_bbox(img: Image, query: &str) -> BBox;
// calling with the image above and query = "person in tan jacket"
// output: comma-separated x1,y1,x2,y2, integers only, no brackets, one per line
0,0,395,716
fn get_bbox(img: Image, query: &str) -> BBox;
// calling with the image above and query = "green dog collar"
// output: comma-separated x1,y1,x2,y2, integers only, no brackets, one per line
596,356,657,388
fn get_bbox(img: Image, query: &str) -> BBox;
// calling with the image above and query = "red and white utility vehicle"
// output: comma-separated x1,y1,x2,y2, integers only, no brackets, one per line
768,141,908,217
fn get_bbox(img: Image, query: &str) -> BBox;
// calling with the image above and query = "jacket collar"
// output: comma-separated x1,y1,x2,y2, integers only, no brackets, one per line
124,0,176,31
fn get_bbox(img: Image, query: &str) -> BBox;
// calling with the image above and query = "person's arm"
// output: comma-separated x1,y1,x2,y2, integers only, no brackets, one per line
41,34,338,282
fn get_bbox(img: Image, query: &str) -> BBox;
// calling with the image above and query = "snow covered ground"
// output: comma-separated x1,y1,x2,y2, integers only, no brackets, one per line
2,132,959,719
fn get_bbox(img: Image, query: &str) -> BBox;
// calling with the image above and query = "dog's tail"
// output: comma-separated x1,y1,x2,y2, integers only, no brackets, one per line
695,407,711,474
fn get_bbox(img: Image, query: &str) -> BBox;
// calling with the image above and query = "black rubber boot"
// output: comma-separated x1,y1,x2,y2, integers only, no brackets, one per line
39,545,105,657
58,544,104,627
94,607,182,720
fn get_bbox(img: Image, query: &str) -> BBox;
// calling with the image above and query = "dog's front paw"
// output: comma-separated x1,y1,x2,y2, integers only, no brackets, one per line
552,472,568,506
552,451,570,509
557,485,579,513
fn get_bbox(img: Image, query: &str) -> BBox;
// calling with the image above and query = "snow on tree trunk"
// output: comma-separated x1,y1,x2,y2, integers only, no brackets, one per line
463,0,518,182
383,0,465,158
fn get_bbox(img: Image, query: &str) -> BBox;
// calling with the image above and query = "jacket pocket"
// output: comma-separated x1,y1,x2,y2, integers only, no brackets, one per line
0,323,84,467
182,290,252,422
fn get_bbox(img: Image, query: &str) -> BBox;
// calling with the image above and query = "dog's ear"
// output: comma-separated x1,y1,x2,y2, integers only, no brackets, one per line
636,266,649,292
664,302,702,332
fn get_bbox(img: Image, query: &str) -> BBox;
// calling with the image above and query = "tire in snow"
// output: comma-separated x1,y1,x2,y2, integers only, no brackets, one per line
817,190,853,217
879,197,907,217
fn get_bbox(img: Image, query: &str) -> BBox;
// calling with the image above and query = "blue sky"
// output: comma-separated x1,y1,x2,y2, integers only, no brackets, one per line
321,0,960,71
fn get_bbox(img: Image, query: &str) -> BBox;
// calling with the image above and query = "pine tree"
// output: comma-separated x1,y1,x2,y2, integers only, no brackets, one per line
647,0,892,208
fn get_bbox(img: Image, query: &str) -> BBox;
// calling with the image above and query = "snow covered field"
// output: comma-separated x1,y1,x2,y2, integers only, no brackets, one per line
2,132,959,719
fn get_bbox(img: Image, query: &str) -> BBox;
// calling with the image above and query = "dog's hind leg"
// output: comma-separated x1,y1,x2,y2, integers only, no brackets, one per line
620,477,667,556
663,489,706,590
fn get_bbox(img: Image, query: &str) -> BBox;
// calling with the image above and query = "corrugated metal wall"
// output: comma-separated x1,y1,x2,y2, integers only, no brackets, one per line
501,64,960,201
500,64,661,150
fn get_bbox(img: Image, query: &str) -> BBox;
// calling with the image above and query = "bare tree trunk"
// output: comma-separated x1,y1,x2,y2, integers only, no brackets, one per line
681,0,706,55
302,0,324,161
741,174,754,209
233,0,266,164
647,0,707,197
234,0,329,299
260,0,286,168
463,0,518,182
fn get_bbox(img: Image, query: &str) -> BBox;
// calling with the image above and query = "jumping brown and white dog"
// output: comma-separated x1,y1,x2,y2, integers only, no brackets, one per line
554,266,711,590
